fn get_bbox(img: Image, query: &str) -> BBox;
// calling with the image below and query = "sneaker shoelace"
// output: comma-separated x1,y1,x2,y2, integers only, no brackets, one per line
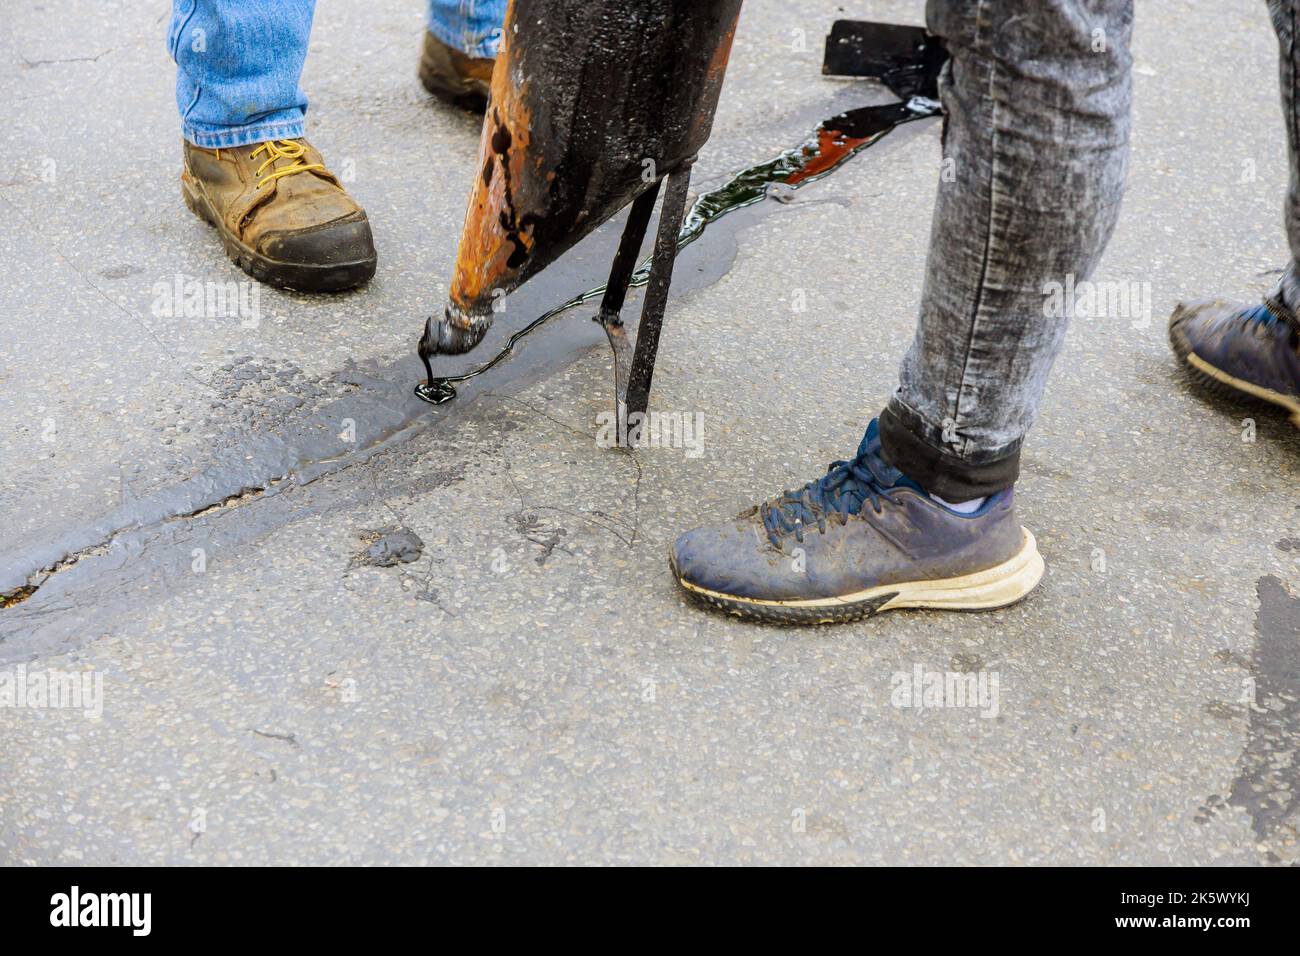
248,140,325,189
760,454,901,545
1248,297,1300,347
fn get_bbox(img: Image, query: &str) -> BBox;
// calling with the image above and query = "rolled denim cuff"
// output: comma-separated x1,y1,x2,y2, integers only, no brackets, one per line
183,118,306,150
1275,262,1300,316
878,400,1021,501
426,13,502,60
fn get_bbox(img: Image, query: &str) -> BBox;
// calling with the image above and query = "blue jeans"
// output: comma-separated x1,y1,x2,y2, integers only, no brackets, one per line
169,0,506,148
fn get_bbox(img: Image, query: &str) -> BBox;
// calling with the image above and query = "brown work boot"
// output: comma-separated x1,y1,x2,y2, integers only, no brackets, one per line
180,138,377,293
418,30,495,111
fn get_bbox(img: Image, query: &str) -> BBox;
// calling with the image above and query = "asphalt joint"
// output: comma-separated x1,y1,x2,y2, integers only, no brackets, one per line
0,483,275,612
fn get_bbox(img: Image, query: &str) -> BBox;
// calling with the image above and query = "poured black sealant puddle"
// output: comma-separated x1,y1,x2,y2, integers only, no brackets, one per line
414,96,940,406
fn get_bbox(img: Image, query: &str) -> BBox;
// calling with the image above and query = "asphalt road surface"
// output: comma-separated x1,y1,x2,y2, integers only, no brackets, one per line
1,0,1297,864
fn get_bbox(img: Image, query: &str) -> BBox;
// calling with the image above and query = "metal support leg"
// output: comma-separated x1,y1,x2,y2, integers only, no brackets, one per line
600,182,660,325
621,159,693,445
599,185,660,444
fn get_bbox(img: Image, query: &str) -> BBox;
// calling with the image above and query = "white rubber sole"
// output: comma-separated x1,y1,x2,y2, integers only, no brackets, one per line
674,528,1044,624
1185,351,1300,427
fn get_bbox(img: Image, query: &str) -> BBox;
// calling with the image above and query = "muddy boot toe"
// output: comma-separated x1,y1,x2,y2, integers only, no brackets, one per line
181,137,377,293
418,30,495,111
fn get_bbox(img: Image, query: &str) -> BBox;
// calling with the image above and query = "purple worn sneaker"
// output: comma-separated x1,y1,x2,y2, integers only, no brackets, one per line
669,420,1044,625
1169,296,1300,427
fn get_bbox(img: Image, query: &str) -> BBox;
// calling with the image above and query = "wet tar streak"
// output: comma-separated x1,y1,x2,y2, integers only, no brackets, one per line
1196,574,1300,860
415,96,940,405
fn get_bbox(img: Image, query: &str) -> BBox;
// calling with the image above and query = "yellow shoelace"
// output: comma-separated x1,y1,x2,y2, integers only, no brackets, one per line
248,139,325,188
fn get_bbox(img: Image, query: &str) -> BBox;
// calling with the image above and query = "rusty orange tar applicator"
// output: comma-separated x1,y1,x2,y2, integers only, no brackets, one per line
417,0,743,443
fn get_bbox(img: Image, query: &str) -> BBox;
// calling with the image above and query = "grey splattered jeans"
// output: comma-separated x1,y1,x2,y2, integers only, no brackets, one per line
879,0,1135,500
883,0,1300,500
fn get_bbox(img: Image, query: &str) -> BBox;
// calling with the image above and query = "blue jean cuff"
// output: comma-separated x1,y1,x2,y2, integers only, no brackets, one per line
425,16,501,60
183,119,307,150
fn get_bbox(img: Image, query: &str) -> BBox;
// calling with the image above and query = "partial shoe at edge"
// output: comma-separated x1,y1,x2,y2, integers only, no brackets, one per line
418,30,495,112
1169,296,1300,427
